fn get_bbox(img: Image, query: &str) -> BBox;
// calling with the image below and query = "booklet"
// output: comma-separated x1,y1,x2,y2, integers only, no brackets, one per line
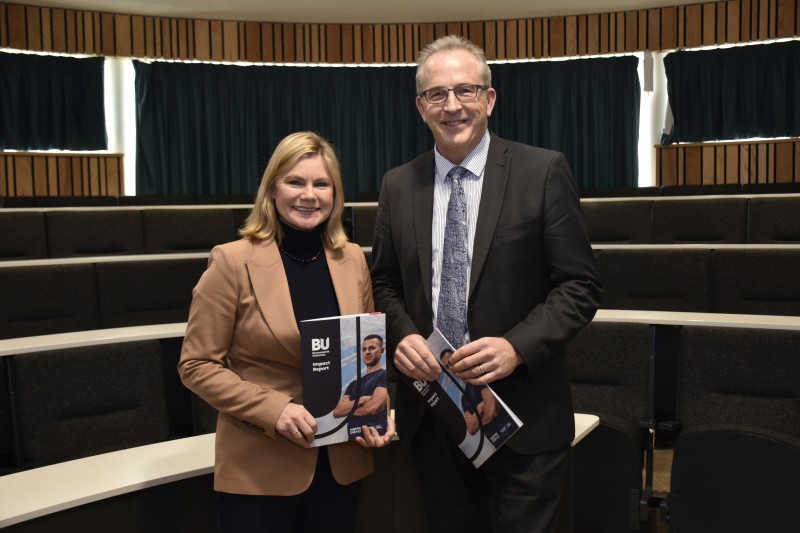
402,329,523,467
299,312,389,447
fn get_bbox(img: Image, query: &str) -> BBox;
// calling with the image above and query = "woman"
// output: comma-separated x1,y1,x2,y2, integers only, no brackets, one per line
179,131,394,532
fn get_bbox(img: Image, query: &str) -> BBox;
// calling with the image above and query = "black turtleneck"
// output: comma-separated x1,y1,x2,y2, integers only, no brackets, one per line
278,220,339,324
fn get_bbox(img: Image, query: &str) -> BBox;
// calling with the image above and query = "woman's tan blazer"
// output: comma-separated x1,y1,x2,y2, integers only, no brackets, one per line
179,237,375,496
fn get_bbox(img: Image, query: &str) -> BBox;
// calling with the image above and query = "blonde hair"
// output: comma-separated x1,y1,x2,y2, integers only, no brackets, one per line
240,131,348,249
415,34,492,94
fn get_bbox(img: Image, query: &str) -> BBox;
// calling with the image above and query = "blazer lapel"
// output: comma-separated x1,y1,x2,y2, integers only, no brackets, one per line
246,240,301,359
412,153,436,311
470,133,510,294
326,246,359,316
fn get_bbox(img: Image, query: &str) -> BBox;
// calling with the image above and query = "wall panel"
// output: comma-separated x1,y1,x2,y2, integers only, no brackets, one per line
0,153,124,197
655,139,800,186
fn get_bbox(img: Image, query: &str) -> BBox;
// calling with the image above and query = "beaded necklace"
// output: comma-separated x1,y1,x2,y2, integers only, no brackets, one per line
279,245,324,263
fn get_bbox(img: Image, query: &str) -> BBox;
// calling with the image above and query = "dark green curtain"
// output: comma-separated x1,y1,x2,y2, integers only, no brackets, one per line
0,52,107,150
135,56,640,197
662,40,800,144
134,61,431,198
491,56,641,188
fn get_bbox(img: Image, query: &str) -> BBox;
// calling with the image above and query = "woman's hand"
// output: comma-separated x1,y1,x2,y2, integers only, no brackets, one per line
355,411,396,448
276,402,318,448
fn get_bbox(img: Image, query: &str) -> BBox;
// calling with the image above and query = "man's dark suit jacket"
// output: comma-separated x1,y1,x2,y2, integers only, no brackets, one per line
371,132,602,456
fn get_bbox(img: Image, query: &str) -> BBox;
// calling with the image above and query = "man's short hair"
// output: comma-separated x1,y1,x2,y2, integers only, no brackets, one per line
363,334,384,347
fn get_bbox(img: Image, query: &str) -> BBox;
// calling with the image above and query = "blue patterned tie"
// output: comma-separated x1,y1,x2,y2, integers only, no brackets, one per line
436,166,470,348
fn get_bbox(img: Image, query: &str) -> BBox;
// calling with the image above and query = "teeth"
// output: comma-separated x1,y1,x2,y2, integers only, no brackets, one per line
295,207,316,212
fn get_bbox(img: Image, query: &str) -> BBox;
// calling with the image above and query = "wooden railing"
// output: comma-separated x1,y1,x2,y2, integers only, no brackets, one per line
0,152,124,197
1,1,798,63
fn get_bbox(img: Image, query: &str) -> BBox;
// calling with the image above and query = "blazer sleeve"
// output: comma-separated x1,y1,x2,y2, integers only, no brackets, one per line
178,245,293,439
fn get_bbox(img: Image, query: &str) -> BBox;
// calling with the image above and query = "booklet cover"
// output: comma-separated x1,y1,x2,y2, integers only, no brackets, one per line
402,329,523,467
300,312,389,447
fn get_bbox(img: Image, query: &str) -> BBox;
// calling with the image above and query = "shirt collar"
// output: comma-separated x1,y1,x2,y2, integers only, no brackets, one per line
434,130,491,181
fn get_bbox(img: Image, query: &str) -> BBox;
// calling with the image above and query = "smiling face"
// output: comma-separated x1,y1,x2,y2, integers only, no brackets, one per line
415,49,496,164
270,154,333,232
361,337,384,368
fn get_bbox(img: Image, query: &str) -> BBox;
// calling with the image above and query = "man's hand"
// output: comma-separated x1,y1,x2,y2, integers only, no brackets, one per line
393,334,442,382
356,413,396,448
448,337,524,384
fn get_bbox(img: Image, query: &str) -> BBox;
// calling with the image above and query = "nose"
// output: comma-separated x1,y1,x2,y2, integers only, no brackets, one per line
299,182,316,198
442,90,462,113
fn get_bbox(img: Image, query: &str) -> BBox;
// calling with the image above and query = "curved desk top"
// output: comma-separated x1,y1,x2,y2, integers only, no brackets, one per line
0,414,600,528
0,433,215,528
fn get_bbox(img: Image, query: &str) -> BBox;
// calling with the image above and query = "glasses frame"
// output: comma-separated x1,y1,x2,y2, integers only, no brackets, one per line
417,84,489,104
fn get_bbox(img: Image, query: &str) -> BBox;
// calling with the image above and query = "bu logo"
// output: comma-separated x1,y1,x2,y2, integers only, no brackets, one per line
413,379,428,392
311,338,330,351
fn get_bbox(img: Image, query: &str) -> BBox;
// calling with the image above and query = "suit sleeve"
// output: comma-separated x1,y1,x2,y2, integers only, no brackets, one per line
178,245,293,439
504,153,602,373
370,173,424,356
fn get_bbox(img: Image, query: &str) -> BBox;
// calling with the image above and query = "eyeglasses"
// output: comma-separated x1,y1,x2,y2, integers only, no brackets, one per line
418,84,488,104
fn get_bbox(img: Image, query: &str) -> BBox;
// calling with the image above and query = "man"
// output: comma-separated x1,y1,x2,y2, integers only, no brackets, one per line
371,35,602,533
333,334,389,440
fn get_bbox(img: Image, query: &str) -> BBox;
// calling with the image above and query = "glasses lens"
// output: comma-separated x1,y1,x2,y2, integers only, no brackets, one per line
426,89,448,103
454,85,479,100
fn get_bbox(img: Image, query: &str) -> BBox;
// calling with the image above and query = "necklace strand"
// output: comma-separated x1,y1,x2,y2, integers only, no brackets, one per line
279,245,324,263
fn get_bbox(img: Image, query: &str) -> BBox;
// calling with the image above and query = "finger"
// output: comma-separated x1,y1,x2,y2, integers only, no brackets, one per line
356,426,379,448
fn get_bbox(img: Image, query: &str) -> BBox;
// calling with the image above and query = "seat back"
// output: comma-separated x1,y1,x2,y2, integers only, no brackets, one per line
581,200,652,243
0,263,100,339
596,248,712,312
668,326,800,532
567,322,652,532
652,198,748,243
142,209,235,253
11,340,172,468
747,197,800,243
351,205,378,247
95,257,207,328
712,249,800,316
45,210,145,257
0,211,48,260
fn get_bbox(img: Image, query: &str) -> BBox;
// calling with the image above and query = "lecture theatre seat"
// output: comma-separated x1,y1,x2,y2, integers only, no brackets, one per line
142,209,237,253
664,326,800,533
747,196,800,243
567,322,653,532
10,340,172,469
711,248,800,316
45,210,145,258
0,263,100,340
581,200,652,243
95,257,208,328
651,198,748,244
595,248,712,312
0,211,47,261
351,205,378,247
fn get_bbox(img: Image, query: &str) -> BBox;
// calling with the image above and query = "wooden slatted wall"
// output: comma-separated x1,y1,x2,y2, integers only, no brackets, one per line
1,1,797,62
1,0,799,196
0,152,124,197
657,139,800,186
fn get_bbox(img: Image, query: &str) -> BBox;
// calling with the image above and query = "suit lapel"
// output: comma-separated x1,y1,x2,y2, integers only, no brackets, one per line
246,240,300,359
412,153,436,311
470,134,510,294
